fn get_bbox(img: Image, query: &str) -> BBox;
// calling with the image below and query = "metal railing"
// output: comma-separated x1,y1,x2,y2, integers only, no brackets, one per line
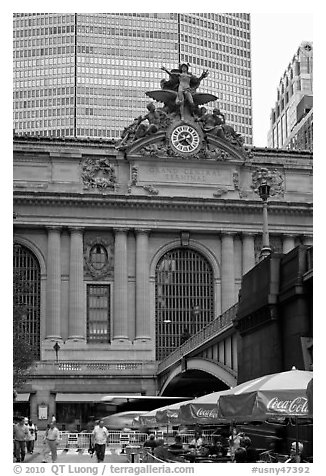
35,361,147,373
306,246,313,272
53,431,148,450
157,303,238,374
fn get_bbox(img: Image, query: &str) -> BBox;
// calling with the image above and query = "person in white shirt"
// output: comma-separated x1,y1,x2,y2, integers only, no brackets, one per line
44,421,60,463
189,432,203,448
91,420,108,462
26,419,38,454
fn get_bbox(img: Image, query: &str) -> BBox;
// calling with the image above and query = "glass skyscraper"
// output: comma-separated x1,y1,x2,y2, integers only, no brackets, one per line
13,13,253,144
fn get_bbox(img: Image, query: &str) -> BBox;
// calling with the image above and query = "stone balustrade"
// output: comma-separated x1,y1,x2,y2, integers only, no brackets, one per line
34,361,149,374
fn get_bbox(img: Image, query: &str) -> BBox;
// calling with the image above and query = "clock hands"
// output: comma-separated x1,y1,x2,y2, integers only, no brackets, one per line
171,125,200,153
177,132,192,146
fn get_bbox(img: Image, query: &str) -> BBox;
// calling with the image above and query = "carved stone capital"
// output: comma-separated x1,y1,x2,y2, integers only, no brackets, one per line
220,231,237,237
46,225,62,233
113,228,130,235
242,232,256,238
282,233,297,239
68,226,85,234
135,228,151,235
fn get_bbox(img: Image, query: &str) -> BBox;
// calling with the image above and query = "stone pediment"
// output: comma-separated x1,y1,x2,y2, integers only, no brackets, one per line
125,127,248,163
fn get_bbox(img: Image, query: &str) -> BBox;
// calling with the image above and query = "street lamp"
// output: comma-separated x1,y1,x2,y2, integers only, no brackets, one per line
252,168,273,260
191,304,201,335
53,342,60,362
258,182,272,260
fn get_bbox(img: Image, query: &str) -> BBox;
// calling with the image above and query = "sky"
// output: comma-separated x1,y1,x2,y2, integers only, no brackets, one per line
251,12,313,146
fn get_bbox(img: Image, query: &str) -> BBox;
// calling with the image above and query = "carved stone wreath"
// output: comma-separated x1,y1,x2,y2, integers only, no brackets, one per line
251,167,285,198
81,157,117,190
84,237,114,279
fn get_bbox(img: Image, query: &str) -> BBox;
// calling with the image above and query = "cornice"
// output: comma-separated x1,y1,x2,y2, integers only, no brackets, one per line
13,191,313,216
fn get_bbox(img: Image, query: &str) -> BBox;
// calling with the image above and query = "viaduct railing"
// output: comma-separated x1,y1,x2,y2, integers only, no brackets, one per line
157,303,238,375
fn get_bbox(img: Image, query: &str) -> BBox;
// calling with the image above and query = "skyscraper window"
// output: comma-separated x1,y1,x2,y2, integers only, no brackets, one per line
13,13,252,144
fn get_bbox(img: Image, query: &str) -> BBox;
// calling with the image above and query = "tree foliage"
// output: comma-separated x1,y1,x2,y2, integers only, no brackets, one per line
13,271,35,392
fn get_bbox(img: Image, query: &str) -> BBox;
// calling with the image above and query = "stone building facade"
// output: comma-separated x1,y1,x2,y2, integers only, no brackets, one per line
13,133,312,428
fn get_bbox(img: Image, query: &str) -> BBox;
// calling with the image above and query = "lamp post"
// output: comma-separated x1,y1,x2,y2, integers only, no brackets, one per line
252,168,273,261
191,304,201,335
53,342,60,362
259,181,272,260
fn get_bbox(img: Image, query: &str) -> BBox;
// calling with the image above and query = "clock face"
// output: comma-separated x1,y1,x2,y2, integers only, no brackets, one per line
170,124,201,155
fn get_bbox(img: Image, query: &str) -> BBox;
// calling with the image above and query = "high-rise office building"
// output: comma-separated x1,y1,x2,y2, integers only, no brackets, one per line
13,13,253,144
267,41,313,151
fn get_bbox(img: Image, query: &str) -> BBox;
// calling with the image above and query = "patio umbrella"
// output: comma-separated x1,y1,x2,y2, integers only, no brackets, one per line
178,389,232,425
156,401,184,426
139,401,186,427
217,368,313,423
138,408,160,427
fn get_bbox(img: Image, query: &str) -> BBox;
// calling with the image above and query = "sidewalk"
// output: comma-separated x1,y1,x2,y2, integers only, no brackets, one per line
13,446,129,464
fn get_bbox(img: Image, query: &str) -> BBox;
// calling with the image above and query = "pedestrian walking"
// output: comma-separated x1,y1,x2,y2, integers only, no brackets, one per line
26,419,38,454
43,421,60,462
13,417,29,462
91,420,108,462
41,424,50,463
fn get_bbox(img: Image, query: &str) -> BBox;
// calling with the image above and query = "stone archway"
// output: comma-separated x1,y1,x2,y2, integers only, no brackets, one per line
159,357,237,396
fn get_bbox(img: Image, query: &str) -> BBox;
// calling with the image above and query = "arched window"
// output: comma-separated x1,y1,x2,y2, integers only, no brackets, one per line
13,243,41,359
155,248,214,360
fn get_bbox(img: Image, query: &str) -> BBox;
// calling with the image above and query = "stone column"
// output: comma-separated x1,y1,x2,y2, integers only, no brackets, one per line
242,233,255,275
67,227,85,341
112,229,130,342
303,235,313,246
221,232,236,313
283,234,296,254
135,229,151,341
46,226,62,339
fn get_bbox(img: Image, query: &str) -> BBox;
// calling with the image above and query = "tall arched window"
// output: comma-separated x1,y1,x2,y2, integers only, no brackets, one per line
13,243,41,359
155,248,214,360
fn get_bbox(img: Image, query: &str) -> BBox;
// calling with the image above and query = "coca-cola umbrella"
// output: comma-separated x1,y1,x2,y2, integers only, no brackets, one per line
178,389,233,425
217,368,313,423
156,401,185,426
138,401,186,427
138,408,160,427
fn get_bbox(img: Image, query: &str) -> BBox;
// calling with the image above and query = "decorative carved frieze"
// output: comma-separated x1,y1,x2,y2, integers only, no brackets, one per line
233,171,240,190
81,157,117,191
83,236,114,279
213,187,228,198
251,167,284,198
142,184,159,195
131,166,138,185
201,147,229,161
233,170,251,198
140,142,167,157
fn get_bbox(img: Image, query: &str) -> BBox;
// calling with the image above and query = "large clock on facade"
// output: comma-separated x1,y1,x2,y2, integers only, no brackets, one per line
168,122,202,156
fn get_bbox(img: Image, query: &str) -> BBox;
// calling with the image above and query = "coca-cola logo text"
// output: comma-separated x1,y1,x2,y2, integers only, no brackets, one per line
195,407,218,418
267,397,308,414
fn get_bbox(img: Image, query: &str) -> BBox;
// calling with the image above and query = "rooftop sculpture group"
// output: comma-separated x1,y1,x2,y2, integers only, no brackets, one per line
116,63,246,155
